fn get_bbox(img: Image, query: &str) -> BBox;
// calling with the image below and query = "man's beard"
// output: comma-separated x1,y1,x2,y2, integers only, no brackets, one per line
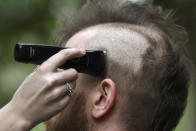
45,94,88,131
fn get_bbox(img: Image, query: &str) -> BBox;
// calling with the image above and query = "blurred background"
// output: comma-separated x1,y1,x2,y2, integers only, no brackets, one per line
0,0,195,130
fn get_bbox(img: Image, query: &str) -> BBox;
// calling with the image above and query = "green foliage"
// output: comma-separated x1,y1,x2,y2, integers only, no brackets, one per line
31,123,45,131
0,0,195,131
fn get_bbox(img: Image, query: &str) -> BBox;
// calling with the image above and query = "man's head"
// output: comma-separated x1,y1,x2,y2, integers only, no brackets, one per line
46,0,191,131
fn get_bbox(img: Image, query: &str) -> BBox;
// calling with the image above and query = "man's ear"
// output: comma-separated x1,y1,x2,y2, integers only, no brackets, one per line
92,78,116,119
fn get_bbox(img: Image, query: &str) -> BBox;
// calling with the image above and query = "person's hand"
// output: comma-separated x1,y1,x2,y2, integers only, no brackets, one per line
0,48,85,130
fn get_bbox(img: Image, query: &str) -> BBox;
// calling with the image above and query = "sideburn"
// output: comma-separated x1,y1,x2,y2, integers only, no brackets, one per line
46,94,88,131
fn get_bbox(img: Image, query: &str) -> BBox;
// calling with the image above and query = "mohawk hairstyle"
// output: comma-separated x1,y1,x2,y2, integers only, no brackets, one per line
56,0,187,47
55,0,191,131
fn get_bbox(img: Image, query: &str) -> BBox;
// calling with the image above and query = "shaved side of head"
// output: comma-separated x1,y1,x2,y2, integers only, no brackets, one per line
67,23,150,85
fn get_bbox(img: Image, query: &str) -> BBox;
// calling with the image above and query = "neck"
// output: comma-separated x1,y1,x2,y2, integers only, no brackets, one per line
90,122,126,131
88,114,127,131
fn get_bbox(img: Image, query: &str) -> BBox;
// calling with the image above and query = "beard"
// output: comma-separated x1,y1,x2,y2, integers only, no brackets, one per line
45,94,88,131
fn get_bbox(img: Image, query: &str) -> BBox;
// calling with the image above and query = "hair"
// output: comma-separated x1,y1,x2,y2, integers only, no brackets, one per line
55,0,191,131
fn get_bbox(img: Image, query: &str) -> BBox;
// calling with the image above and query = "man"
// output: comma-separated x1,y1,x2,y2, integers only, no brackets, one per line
0,0,191,131
46,0,191,130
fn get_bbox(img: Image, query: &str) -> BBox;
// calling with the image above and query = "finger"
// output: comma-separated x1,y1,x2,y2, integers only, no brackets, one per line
48,94,71,113
56,68,64,72
57,95,71,110
48,68,78,86
41,48,86,72
47,82,76,102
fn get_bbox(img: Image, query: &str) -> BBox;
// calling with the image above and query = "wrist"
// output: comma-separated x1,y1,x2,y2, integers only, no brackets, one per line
0,103,32,131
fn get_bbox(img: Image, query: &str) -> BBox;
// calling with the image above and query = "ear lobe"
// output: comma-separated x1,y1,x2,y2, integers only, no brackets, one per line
92,79,116,119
